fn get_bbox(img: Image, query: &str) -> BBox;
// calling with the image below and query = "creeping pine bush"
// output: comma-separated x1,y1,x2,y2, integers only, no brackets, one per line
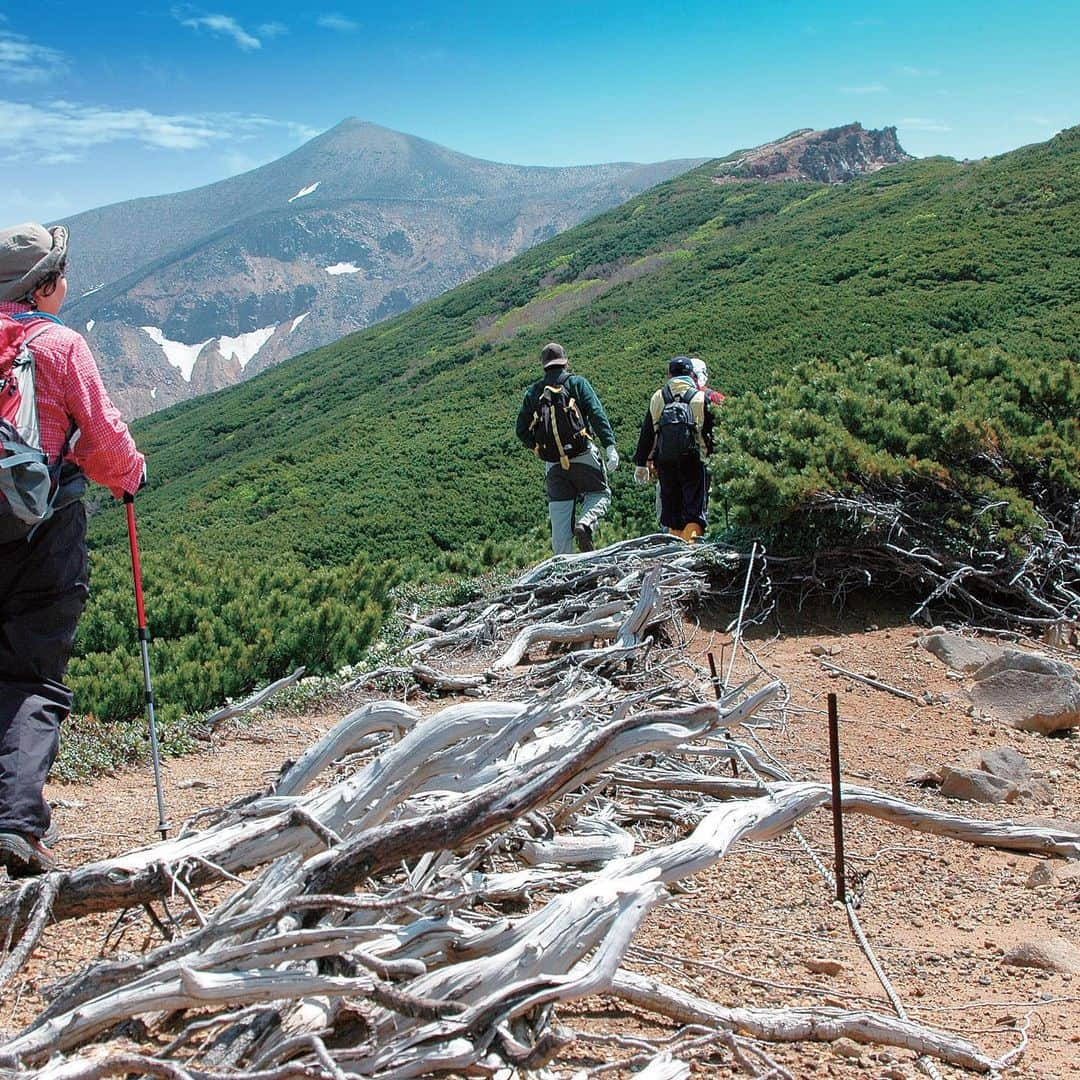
71,537,395,729
710,343,1080,557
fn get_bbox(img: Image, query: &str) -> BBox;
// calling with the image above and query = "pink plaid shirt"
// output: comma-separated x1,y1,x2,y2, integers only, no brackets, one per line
0,301,144,497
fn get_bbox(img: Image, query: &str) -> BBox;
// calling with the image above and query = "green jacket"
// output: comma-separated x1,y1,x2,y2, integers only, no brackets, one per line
515,371,615,451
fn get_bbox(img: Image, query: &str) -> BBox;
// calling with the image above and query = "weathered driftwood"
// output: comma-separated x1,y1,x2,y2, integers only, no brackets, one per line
1,967,375,1063
489,617,623,672
0,688,782,945
820,660,922,702
8,764,1048,1076
0,542,1055,1079
203,668,307,728
410,663,489,693
611,970,1005,1072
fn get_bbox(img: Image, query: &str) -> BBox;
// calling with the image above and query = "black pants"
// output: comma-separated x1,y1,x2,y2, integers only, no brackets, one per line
0,502,88,837
656,457,709,531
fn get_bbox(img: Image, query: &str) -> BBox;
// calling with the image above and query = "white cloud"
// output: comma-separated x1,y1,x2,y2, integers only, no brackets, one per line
177,11,261,51
0,30,69,82
258,21,289,38
840,82,888,95
0,99,317,163
899,116,952,133
898,64,939,78
317,14,359,31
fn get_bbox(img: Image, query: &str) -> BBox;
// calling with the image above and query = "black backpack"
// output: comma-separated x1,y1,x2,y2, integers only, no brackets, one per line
529,371,590,469
654,385,699,464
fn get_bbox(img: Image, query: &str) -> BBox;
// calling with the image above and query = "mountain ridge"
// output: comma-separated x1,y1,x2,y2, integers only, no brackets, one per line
61,120,907,420
61,118,706,417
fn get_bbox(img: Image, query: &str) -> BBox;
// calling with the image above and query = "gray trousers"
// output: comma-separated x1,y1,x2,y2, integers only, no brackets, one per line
544,446,611,554
0,502,88,837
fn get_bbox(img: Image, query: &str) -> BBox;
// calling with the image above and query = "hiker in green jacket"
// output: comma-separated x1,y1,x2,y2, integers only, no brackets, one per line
515,343,619,554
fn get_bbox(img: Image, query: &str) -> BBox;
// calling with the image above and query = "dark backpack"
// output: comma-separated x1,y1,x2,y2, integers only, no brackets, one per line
529,371,590,469
0,315,71,539
654,385,700,464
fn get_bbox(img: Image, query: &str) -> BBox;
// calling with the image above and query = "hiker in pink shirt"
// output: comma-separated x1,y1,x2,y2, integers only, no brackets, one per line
0,222,144,877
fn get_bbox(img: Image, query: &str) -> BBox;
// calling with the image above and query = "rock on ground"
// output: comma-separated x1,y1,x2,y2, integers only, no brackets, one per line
920,632,1003,673
1002,938,1080,975
939,766,1017,804
969,669,1080,734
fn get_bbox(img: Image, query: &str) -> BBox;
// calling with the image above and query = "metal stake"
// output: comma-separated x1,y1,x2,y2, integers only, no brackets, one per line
827,692,846,903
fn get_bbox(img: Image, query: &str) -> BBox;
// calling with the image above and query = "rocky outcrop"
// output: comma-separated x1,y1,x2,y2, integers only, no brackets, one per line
712,123,911,185
917,634,1080,733
939,767,1017,804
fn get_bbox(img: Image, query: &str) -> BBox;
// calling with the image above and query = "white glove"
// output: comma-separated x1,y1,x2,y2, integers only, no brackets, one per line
633,465,650,485
605,445,620,471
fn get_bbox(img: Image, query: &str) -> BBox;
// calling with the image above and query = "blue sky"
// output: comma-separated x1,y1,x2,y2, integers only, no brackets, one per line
2,0,1077,222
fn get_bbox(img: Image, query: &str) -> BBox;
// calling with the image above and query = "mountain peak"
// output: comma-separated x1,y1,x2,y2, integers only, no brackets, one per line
713,123,912,184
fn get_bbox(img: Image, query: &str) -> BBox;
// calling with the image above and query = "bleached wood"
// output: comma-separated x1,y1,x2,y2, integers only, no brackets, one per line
273,701,418,796
203,668,307,729
490,617,622,672
612,970,1003,1072
518,817,635,866
1,968,374,1064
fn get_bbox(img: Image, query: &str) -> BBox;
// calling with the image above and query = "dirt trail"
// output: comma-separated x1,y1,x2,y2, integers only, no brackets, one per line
2,607,1078,1079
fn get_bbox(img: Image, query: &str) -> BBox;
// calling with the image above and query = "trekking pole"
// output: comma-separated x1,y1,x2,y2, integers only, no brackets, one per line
123,493,169,839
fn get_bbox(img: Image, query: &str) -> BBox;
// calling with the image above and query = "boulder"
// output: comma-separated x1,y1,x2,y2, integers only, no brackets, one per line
1002,937,1080,975
969,670,1080,734
956,745,1031,782
919,633,1003,673
973,648,1077,682
938,766,1016,804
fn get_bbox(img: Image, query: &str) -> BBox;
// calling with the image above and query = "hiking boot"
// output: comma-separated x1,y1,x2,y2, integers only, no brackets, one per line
0,831,58,878
573,522,594,552
682,523,703,543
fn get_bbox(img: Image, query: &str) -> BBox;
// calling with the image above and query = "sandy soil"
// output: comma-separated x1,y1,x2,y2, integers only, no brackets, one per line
2,604,1077,1079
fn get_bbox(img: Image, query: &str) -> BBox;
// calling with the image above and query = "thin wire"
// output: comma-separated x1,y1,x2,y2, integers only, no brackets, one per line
724,541,759,688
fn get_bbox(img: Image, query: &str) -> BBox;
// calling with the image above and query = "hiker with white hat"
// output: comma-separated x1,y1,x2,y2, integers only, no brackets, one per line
632,355,716,542
0,222,145,877
515,342,619,554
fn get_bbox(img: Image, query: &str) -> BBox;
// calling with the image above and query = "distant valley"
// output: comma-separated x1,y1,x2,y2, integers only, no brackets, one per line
63,119,705,417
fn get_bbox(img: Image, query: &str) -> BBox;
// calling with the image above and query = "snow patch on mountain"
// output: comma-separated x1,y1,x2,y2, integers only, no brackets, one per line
288,182,320,203
290,312,310,332
86,319,95,331
325,262,361,275
141,326,210,382
218,325,277,370
80,283,104,298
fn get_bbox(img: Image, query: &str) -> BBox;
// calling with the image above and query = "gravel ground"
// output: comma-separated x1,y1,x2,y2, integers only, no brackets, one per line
2,603,1077,1079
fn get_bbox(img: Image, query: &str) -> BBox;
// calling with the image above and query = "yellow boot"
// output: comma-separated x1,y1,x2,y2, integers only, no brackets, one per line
682,522,703,543
667,527,686,540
